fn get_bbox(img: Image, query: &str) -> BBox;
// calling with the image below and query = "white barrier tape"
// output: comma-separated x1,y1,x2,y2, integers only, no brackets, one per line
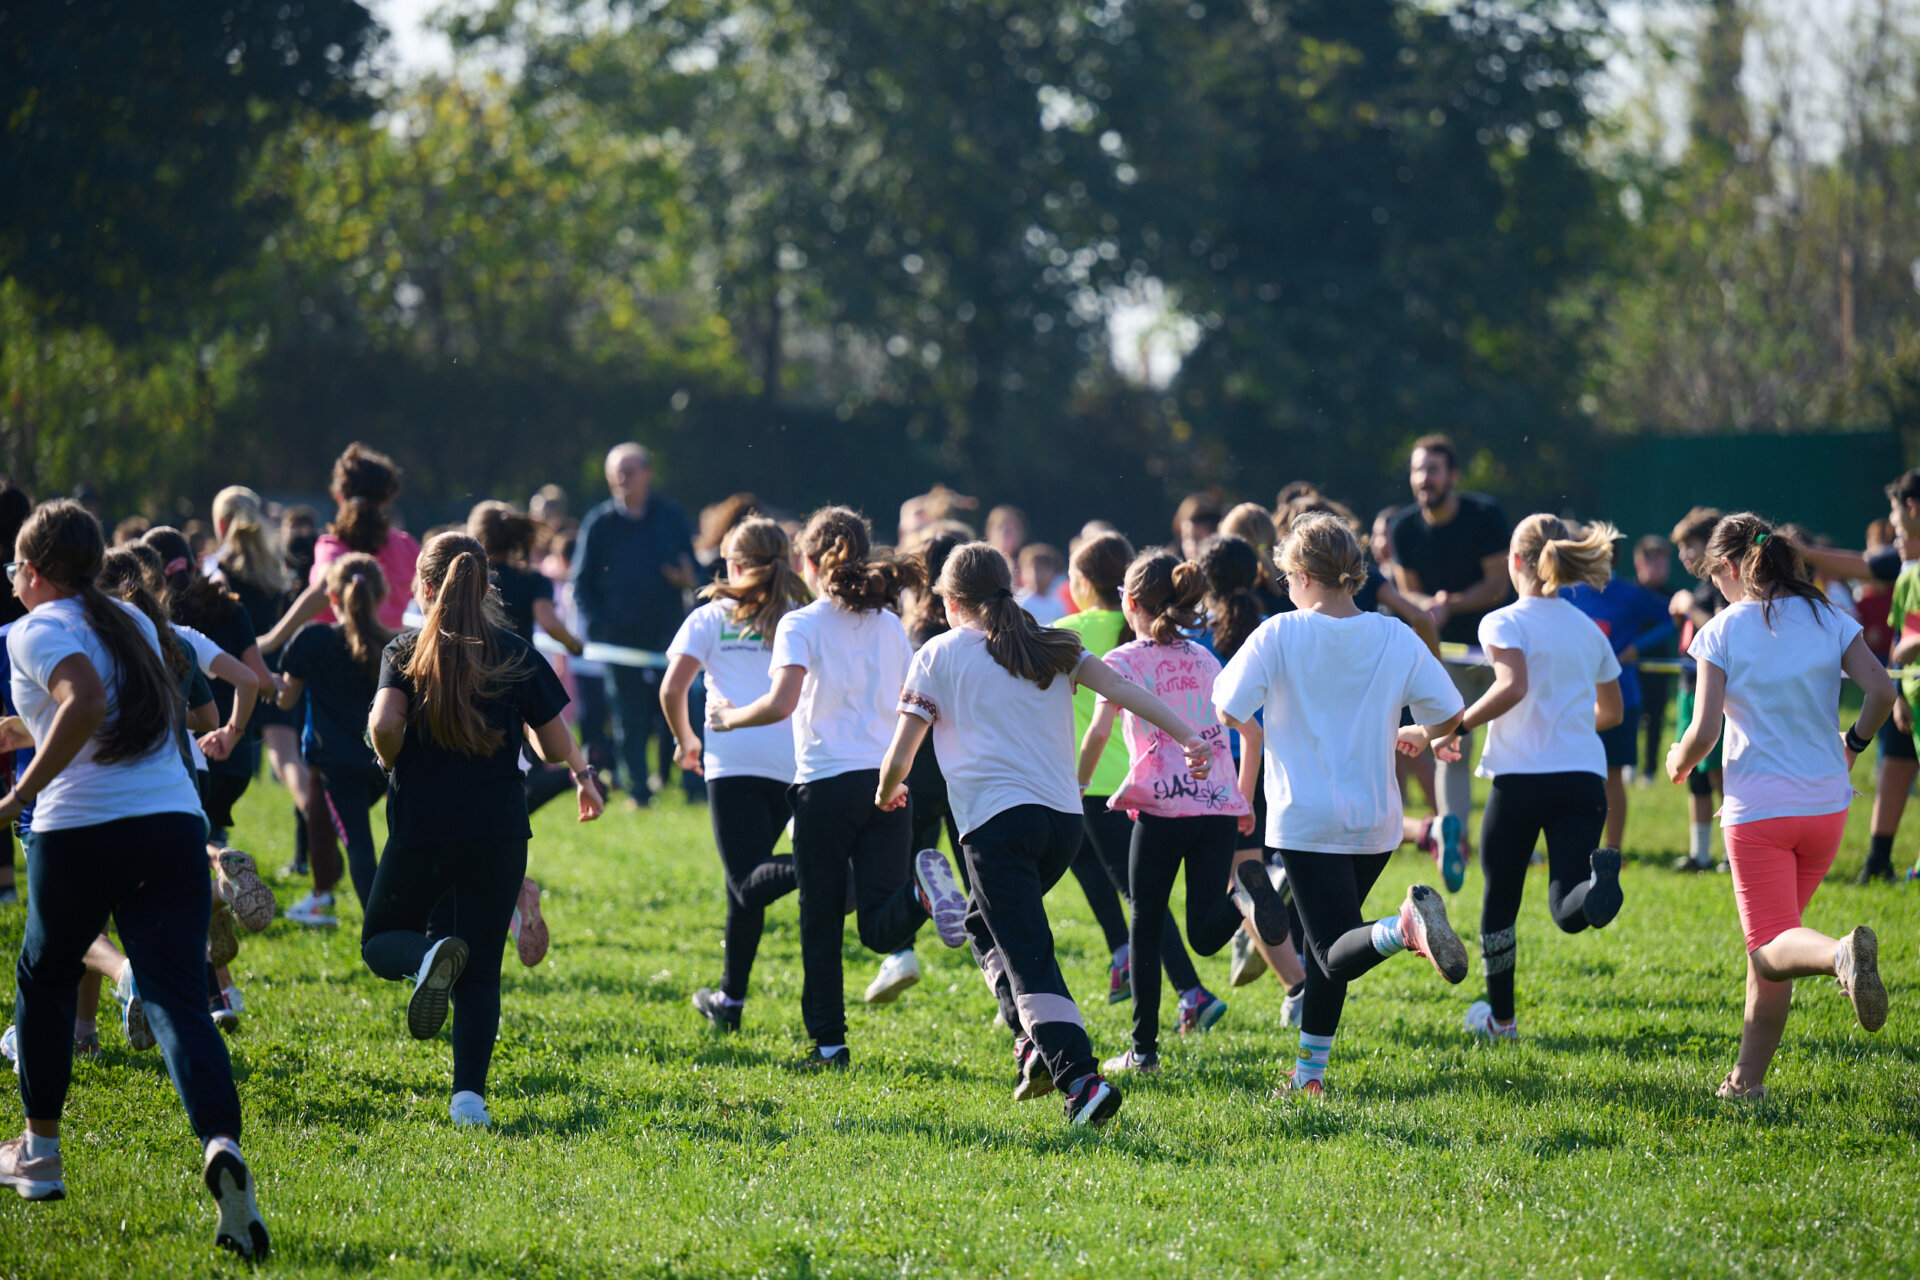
533,633,670,670
1438,643,1909,679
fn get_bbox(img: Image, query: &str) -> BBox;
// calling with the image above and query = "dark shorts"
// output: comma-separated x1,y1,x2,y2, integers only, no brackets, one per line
1599,717,1639,770
1879,714,1917,763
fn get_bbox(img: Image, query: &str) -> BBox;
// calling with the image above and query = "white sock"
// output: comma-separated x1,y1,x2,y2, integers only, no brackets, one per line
1689,823,1712,865
24,1132,58,1159
818,1044,845,1058
204,1135,241,1163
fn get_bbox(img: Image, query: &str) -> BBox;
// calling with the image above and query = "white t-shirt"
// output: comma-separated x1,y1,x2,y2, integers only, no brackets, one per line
667,601,796,784
1688,597,1862,825
8,597,204,831
1214,610,1462,854
898,626,1084,835
769,599,912,783
1474,596,1621,779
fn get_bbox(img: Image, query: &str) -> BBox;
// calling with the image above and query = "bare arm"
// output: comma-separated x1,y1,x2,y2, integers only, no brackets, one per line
1841,632,1897,767
275,673,306,712
186,697,219,733
0,654,108,821
1392,562,1434,609
1075,655,1212,779
1440,552,1512,619
257,582,327,654
658,653,705,776
1235,719,1264,835
1077,698,1120,789
1376,579,1442,656
1594,677,1624,732
196,651,260,761
877,712,931,808
533,598,584,656
1452,647,1527,737
710,665,804,730
529,713,604,822
1798,544,1871,583
368,686,409,771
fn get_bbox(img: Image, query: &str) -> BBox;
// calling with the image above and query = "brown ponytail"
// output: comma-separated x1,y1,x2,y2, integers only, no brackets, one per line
402,532,516,756
325,552,394,678
797,505,924,613
330,442,402,554
1703,512,1831,629
466,500,539,566
1197,534,1263,661
97,546,192,683
700,517,810,647
1514,513,1618,593
938,543,1083,688
903,522,974,642
1278,512,1370,596
21,501,178,763
1123,550,1207,646
141,525,240,630
1070,531,1135,641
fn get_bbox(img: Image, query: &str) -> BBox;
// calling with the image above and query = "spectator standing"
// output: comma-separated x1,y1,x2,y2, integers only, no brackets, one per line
571,444,698,808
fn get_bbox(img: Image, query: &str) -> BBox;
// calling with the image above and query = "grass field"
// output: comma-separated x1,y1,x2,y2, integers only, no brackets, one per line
3,741,1919,1278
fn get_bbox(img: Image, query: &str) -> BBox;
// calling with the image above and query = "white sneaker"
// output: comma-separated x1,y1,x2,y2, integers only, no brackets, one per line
864,949,921,1004
1227,927,1268,987
115,971,156,1051
1280,986,1304,1028
0,1024,15,1073
1464,1000,1518,1041
284,891,337,928
449,1091,491,1127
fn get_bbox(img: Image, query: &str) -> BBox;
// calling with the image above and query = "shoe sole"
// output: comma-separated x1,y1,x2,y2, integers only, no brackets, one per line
1407,886,1469,984
864,970,919,1005
1228,942,1269,988
1069,1081,1123,1127
914,849,969,948
514,878,550,967
408,939,469,1040
1845,927,1887,1033
1014,1065,1057,1101
205,1149,270,1260
216,851,276,932
124,994,156,1052
3,1172,65,1200
212,1010,239,1032
1439,815,1466,893
1583,849,1623,928
1234,861,1290,947
207,905,239,969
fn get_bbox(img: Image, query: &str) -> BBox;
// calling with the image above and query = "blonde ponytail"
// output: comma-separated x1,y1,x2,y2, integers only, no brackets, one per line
1515,514,1618,593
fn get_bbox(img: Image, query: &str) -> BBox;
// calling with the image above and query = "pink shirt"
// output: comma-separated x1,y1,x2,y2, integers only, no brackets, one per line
309,529,421,630
1098,638,1247,820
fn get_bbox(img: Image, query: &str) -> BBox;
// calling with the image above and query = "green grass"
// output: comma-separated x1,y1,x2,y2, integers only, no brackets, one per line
3,745,1919,1278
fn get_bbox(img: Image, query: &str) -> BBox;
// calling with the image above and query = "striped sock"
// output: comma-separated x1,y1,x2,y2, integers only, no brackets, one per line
1371,914,1406,957
1293,1032,1334,1086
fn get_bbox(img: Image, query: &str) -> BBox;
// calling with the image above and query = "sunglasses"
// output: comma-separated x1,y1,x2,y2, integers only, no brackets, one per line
3,563,20,586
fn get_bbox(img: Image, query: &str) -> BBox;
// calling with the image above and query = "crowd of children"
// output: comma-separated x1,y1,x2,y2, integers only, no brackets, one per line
0,437,1904,1260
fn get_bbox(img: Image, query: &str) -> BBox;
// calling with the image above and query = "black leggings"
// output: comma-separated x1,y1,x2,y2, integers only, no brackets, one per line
963,805,1096,1089
310,763,387,907
1478,771,1607,1021
1278,848,1394,1039
202,772,251,842
907,741,963,877
362,835,527,1096
790,769,928,1046
1128,813,1243,1056
707,774,799,1001
1080,798,1200,991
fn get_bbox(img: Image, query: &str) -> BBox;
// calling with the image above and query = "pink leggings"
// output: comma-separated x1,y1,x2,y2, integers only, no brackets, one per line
1723,810,1848,953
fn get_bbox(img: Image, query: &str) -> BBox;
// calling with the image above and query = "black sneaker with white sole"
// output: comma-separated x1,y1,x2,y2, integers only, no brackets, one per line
204,1142,269,1260
1233,859,1290,946
407,937,469,1040
692,987,742,1032
1062,1073,1122,1127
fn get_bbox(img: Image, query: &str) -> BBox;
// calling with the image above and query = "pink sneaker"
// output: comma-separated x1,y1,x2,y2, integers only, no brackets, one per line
511,877,549,967
1398,885,1468,984
0,1135,64,1201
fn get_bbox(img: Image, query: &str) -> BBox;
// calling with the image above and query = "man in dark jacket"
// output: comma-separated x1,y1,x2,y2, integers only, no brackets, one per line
571,443,696,807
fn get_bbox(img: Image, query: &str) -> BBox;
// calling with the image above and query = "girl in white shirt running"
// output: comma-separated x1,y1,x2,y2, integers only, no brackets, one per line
1667,513,1895,1098
879,542,1211,1125
1435,516,1625,1041
708,507,966,1071
1214,514,1469,1096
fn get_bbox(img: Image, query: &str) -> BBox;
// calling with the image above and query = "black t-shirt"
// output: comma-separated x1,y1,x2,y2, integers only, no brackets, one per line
281,622,381,773
1389,494,1511,645
182,601,260,777
377,627,569,846
491,563,554,644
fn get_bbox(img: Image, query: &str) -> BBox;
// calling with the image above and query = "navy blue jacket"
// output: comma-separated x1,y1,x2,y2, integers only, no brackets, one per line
570,495,695,651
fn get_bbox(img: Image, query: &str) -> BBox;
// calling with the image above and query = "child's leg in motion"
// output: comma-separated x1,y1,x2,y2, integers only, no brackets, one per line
789,777,860,1052
1085,801,1202,993
1541,773,1611,932
1280,849,1393,1085
1183,816,1250,957
1126,815,1183,1058
1477,778,1541,1025
709,777,797,1003
1067,839,1130,959
1232,849,1306,987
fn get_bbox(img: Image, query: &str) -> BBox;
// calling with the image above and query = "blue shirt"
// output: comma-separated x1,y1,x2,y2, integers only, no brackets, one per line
1561,578,1675,709
569,495,695,651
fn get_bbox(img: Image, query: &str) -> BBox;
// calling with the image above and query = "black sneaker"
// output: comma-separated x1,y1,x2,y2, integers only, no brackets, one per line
1232,859,1290,946
1671,855,1713,874
691,987,741,1032
790,1046,850,1072
1062,1073,1122,1127
1583,849,1624,928
407,937,469,1040
1855,860,1895,886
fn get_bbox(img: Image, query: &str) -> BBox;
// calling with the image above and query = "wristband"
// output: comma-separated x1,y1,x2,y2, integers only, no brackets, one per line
571,766,600,787
1845,724,1872,754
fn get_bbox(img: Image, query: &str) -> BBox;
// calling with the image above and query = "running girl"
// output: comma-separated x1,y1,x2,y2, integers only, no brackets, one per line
364,532,605,1127
0,501,268,1257
707,506,966,1072
260,442,421,647
1665,513,1895,1097
1080,550,1289,1073
662,517,811,1030
878,542,1217,1124
1435,516,1627,1040
1214,513,1470,1096
276,553,394,922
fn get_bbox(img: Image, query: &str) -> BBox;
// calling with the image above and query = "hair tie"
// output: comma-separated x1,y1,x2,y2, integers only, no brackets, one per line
163,557,189,576
993,587,1013,600
1755,532,1769,546
350,572,366,585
